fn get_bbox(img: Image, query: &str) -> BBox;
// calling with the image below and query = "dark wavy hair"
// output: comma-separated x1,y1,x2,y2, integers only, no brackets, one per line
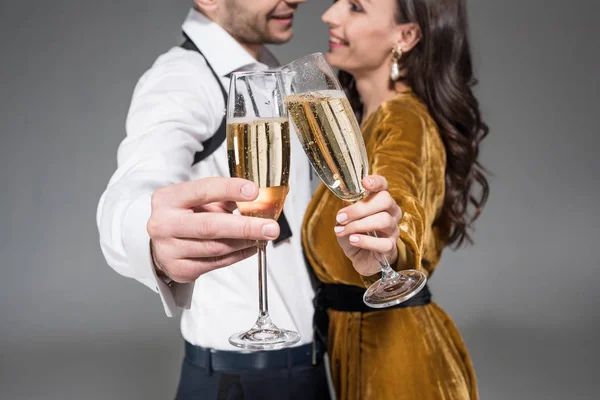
339,0,489,248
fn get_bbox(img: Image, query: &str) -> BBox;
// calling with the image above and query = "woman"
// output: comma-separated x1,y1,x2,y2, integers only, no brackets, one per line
302,0,489,399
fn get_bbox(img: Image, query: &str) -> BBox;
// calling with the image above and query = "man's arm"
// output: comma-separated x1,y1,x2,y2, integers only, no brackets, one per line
96,50,278,316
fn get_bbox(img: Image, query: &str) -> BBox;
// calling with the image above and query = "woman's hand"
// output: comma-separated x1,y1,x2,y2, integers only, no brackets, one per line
334,175,403,277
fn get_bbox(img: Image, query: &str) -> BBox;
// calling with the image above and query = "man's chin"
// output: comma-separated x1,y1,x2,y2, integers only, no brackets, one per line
265,26,294,44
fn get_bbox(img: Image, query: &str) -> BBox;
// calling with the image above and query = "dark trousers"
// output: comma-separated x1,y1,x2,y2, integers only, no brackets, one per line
175,353,331,400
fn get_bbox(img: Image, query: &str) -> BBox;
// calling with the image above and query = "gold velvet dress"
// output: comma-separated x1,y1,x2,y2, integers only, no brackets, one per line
302,92,478,400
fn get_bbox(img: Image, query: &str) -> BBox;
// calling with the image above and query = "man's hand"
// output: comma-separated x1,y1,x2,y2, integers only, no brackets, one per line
147,177,280,283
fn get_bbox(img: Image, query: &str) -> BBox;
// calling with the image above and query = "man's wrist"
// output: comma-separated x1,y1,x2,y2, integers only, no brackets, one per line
150,240,175,288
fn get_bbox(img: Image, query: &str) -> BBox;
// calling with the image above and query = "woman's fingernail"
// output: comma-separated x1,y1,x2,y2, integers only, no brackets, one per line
336,213,348,223
334,226,345,234
349,235,359,243
241,183,255,199
367,177,374,186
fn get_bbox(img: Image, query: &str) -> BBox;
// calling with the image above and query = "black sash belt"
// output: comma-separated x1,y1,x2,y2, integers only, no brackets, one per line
318,283,431,313
313,283,432,344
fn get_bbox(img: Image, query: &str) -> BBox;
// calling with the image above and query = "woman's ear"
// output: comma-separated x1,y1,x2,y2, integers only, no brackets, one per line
395,23,422,52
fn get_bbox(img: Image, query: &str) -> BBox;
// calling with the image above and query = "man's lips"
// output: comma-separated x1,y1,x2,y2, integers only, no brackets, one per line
270,12,294,23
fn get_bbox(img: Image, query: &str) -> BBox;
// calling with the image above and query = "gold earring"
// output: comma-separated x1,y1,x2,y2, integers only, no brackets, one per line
390,46,403,81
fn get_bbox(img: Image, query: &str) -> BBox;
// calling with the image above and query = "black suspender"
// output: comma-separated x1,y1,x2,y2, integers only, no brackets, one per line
181,36,228,166
180,35,292,245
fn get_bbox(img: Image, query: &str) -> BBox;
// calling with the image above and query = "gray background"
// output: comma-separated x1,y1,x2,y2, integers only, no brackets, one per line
1,0,598,399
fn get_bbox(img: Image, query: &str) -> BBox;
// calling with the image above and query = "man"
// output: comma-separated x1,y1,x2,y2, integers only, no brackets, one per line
97,1,330,398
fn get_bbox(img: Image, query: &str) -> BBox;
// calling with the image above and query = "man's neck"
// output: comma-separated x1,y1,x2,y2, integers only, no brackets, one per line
237,42,264,60
197,7,264,61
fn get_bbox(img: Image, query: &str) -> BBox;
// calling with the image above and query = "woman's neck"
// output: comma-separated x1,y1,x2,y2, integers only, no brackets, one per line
354,67,411,120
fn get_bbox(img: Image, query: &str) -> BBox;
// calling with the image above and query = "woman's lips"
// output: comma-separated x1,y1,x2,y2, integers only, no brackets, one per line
329,36,348,48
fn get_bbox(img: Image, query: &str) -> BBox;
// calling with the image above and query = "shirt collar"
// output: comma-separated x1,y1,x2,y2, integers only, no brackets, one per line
182,8,279,77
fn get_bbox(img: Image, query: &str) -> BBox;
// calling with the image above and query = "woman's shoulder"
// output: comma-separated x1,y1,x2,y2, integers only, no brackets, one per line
379,92,430,125
366,92,434,141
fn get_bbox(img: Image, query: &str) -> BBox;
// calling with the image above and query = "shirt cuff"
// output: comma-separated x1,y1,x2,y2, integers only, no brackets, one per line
122,192,194,317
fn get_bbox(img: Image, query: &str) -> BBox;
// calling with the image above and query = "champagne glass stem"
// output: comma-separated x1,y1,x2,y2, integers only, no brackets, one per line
368,231,401,281
256,240,272,327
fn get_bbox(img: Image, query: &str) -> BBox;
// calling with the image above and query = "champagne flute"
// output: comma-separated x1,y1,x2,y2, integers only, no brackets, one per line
282,53,427,308
226,70,300,349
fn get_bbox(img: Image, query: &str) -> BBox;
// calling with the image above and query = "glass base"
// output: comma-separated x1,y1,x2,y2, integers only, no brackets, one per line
229,316,300,351
363,269,427,308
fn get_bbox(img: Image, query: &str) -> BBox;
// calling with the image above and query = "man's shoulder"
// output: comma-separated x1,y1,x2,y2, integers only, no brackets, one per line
144,46,212,81
127,46,225,127
132,46,223,103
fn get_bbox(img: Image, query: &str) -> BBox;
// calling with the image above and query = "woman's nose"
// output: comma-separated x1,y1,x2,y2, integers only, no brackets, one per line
322,2,342,25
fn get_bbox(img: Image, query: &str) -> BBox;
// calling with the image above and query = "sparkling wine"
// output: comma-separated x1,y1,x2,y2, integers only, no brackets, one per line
285,90,369,202
227,118,290,220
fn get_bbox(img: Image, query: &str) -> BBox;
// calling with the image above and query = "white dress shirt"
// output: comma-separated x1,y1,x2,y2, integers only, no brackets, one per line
97,9,315,350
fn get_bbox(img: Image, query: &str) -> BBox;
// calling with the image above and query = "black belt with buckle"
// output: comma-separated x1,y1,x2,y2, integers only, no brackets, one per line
184,341,324,373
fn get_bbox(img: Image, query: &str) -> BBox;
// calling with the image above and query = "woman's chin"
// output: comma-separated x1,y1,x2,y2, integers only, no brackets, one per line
325,52,345,71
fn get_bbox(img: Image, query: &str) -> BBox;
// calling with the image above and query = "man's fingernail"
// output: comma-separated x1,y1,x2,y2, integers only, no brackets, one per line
334,226,345,234
349,235,359,243
241,184,255,198
262,223,279,238
366,177,374,186
336,213,348,223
